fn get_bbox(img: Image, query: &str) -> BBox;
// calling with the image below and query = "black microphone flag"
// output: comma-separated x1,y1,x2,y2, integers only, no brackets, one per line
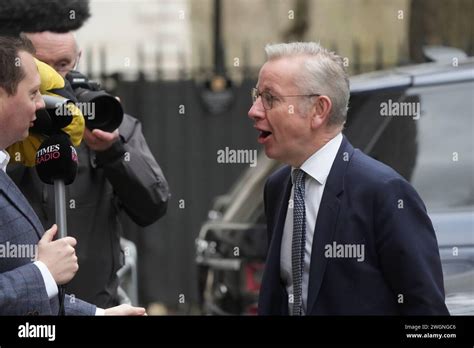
35,132,78,185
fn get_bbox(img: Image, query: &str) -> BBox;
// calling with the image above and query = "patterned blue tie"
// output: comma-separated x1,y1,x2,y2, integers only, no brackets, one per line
292,169,306,315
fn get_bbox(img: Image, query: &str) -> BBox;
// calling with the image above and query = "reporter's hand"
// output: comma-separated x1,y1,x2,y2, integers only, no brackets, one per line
36,224,79,285
83,128,119,152
104,304,147,316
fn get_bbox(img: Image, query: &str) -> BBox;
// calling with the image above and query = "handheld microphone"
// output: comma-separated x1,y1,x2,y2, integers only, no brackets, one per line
0,0,90,35
36,131,78,187
35,131,78,316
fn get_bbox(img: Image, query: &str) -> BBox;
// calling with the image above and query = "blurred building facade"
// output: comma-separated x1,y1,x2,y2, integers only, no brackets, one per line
78,0,411,78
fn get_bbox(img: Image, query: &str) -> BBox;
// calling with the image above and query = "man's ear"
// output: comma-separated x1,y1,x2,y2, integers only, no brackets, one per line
0,88,6,113
0,86,8,103
74,50,82,70
310,95,332,129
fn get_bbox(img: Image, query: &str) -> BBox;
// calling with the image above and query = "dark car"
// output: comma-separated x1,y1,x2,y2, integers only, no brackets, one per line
196,49,474,315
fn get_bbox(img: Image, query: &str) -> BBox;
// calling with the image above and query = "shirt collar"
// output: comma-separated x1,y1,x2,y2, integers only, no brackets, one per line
0,150,10,173
291,132,343,185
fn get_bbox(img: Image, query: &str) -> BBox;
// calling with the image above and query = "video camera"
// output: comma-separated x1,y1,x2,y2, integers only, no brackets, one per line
32,95,74,136
66,70,124,132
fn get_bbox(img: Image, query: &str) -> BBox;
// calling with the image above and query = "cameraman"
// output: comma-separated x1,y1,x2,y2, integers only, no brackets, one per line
8,31,170,308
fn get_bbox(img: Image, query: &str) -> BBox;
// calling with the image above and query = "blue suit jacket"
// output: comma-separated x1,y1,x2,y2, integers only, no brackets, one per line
258,136,449,315
0,169,96,315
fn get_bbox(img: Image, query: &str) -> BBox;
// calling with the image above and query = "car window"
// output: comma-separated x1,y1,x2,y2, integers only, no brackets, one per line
346,90,420,182
406,81,474,212
353,81,474,213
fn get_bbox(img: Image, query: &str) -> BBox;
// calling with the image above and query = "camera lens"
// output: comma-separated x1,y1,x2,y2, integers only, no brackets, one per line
75,88,124,132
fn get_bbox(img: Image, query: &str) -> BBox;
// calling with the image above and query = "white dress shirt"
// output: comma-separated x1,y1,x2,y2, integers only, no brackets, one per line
280,133,343,315
0,150,10,173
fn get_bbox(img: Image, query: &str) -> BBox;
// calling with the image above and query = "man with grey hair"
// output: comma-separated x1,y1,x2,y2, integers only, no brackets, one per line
249,42,448,315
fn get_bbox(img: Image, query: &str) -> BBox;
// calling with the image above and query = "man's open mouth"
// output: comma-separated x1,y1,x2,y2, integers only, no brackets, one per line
259,130,272,140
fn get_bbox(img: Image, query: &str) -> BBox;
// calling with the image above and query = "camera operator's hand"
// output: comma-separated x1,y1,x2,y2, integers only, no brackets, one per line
83,128,119,152
104,304,147,316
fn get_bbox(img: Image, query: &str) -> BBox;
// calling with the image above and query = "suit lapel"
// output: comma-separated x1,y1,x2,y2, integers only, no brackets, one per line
306,136,354,314
0,170,43,239
272,174,292,256
264,168,292,311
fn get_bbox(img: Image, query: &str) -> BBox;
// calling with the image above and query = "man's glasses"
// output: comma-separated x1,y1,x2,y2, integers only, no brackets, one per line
251,88,320,110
